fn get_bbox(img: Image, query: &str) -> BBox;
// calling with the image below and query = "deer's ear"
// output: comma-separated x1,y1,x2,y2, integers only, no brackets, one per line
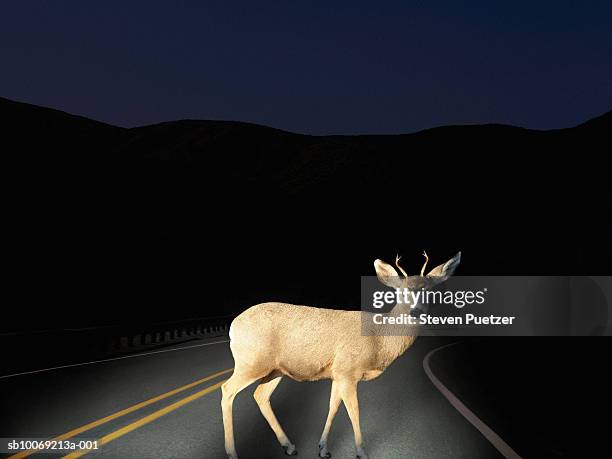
374,259,403,289
427,252,461,283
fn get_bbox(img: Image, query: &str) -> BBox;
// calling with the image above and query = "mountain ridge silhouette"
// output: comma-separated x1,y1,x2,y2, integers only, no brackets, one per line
2,96,610,327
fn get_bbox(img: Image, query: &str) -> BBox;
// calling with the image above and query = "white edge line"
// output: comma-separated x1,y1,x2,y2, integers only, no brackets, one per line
423,342,522,459
0,339,230,380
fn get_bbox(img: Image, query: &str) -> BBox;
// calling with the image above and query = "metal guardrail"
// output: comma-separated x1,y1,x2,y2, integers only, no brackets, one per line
0,315,236,375
105,315,234,351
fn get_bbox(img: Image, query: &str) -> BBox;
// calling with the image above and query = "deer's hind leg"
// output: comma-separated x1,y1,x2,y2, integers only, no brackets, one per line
221,367,263,459
254,372,297,456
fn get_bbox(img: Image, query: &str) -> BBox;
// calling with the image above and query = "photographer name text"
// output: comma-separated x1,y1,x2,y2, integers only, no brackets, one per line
372,313,516,326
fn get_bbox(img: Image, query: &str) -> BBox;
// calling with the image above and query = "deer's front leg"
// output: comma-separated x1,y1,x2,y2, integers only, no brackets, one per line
319,380,341,458
338,379,368,459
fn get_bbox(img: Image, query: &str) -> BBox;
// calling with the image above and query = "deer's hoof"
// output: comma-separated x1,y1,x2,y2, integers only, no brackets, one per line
318,445,331,458
283,444,298,456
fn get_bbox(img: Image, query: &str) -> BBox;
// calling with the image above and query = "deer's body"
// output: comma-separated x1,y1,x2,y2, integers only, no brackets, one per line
221,252,460,459
230,302,416,383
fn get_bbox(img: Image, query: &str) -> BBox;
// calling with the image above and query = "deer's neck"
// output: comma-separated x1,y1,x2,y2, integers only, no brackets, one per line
376,301,420,365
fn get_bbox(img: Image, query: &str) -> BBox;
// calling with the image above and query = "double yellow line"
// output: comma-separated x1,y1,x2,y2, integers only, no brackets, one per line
8,368,233,459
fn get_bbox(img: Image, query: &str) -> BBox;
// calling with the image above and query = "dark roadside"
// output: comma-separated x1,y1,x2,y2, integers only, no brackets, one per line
0,318,231,377
427,338,612,458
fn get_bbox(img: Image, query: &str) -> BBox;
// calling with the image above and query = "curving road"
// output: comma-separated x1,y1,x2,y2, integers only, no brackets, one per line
0,336,506,459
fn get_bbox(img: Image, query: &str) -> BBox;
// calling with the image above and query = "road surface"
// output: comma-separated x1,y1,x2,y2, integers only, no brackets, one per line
0,336,506,458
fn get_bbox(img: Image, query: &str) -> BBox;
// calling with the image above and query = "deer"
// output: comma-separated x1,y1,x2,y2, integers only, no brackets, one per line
221,251,461,459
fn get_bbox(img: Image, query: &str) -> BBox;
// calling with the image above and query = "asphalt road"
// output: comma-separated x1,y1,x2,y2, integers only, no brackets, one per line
0,336,504,459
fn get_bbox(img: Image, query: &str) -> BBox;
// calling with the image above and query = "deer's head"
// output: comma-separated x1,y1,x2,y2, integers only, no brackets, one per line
374,251,461,291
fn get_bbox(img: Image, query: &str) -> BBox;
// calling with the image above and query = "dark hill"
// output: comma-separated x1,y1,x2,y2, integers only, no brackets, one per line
1,96,123,155
2,96,610,329
574,109,612,131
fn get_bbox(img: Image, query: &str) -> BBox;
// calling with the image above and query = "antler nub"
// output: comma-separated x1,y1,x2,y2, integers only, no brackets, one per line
395,254,408,278
420,251,429,277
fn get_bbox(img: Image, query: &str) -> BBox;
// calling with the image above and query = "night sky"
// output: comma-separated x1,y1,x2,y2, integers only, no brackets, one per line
1,1,610,134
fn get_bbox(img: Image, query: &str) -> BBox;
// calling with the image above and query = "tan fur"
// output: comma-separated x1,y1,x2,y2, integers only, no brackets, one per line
221,252,460,459
230,302,416,382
